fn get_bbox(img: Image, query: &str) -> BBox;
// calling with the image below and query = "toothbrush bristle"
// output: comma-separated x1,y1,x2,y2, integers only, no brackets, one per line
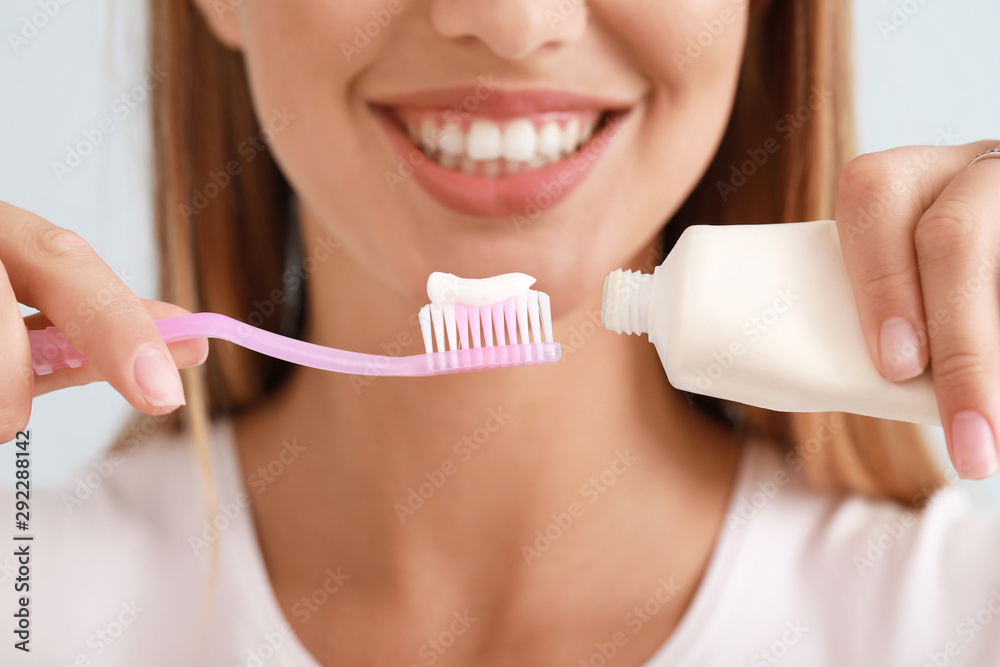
527,291,541,342
455,304,470,350
431,303,446,353
492,302,506,346
481,306,494,347
443,303,458,352
469,305,482,348
419,289,555,353
516,293,530,344
503,298,517,346
418,306,432,353
538,291,553,343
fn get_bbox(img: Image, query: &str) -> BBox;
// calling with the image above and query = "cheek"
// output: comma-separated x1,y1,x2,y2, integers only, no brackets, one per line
594,0,749,80
593,0,749,227
605,0,748,136
233,1,396,235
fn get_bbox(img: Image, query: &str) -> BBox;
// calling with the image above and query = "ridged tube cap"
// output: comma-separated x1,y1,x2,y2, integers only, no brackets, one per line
601,269,653,335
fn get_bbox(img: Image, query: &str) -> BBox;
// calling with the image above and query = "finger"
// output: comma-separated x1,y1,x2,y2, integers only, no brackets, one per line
32,341,208,397
0,204,185,414
28,300,210,397
914,152,1000,479
836,145,982,382
0,260,32,443
25,298,210,369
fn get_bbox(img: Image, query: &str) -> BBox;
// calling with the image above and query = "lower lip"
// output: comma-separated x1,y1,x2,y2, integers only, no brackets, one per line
374,110,624,219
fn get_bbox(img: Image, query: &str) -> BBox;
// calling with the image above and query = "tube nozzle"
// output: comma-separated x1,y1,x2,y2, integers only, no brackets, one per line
601,269,653,336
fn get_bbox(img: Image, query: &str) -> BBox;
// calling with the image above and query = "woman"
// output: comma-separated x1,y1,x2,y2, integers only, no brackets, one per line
3,0,1000,664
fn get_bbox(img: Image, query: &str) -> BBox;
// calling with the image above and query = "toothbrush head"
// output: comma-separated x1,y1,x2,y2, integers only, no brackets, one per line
417,273,554,353
410,273,560,374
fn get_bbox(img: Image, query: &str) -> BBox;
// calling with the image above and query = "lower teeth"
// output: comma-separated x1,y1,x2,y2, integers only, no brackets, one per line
424,151,570,176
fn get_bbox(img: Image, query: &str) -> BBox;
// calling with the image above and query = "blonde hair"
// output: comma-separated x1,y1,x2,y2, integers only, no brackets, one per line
147,0,944,506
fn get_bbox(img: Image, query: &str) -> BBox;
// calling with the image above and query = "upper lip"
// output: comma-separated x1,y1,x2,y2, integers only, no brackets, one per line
368,87,636,117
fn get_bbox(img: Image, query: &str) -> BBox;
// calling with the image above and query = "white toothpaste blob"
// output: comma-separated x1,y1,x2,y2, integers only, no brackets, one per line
427,272,536,306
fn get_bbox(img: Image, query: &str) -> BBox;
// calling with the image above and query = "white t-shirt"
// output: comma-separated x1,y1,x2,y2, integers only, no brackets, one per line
2,419,1000,666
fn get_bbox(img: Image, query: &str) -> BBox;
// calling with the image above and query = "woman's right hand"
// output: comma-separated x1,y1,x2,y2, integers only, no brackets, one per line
0,202,209,443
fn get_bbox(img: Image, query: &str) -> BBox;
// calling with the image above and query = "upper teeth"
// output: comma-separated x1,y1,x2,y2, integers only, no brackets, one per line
404,113,600,168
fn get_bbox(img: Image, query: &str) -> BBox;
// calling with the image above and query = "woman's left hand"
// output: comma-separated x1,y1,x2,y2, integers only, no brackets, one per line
836,139,1000,480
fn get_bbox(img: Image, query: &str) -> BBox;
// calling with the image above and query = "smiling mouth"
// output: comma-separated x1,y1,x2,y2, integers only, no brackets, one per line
369,88,633,217
383,108,617,177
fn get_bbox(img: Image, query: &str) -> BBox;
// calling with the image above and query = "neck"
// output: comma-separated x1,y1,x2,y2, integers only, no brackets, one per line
233,214,740,633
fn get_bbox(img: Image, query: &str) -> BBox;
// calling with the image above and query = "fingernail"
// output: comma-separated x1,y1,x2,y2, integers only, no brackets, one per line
133,347,186,407
950,410,999,479
879,317,923,381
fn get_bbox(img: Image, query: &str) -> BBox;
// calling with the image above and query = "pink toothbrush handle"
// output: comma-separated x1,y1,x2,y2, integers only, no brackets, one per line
28,313,561,378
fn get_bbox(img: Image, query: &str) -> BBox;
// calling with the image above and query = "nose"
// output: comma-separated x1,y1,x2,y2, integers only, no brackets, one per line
429,0,587,61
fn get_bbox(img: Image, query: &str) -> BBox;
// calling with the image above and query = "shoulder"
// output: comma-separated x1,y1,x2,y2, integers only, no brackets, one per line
0,419,237,664
34,417,229,545
717,439,1000,663
729,438,995,577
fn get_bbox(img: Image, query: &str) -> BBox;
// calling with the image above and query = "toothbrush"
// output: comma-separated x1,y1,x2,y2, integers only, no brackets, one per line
28,272,562,377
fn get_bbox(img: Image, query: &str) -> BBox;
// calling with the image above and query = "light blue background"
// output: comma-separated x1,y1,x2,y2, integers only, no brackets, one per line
0,0,998,501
